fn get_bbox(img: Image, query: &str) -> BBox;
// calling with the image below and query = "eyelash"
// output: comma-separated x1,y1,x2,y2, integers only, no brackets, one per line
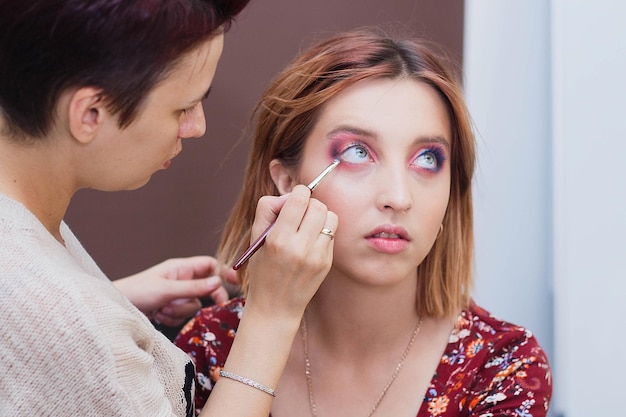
182,104,196,114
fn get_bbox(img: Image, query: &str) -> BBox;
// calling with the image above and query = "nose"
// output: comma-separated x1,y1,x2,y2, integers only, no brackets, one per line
375,164,413,212
179,104,207,139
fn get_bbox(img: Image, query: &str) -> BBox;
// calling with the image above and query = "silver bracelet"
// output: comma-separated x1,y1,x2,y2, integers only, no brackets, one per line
218,370,276,397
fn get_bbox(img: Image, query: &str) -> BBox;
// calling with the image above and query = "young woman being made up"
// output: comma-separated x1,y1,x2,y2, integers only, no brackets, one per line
176,29,552,417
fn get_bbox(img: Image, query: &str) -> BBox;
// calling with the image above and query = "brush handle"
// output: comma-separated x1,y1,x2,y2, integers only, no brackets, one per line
232,222,275,270
231,159,340,270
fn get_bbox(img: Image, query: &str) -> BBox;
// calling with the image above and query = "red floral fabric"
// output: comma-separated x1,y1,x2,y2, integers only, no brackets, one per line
175,298,552,417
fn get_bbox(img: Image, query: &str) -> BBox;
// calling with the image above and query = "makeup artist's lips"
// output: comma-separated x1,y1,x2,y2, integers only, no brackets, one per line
365,225,410,254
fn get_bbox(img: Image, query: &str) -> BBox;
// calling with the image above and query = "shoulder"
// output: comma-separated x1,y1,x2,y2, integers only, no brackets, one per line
439,302,552,416
454,303,545,354
450,302,551,378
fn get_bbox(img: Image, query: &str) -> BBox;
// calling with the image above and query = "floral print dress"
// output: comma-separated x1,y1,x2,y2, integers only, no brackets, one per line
175,299,552,417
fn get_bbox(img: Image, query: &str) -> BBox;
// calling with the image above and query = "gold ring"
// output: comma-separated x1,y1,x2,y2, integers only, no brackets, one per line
320,228,335,240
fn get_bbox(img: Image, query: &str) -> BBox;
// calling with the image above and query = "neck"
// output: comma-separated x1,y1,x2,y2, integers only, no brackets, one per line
306,269,420,357
0,135,75,243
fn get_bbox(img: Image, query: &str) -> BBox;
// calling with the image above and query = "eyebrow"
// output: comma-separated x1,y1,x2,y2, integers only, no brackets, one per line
326,125,451,151
189,86,212,105
327,125,376,139
415,135,450,151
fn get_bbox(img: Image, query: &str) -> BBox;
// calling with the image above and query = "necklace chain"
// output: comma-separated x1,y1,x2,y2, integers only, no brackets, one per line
301,315,423,417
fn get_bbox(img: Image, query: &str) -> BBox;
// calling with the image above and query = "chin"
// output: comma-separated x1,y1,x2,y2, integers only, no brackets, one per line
98,177,152,192
128,177,152,190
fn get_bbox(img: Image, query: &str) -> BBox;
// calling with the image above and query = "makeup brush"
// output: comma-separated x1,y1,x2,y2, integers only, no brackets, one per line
232,158,340,270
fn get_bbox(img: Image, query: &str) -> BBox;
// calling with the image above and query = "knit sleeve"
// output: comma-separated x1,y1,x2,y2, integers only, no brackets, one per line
0,269,187,417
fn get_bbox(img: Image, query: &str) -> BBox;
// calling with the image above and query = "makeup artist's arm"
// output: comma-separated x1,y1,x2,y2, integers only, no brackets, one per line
114,256,233,327
200,185,337,417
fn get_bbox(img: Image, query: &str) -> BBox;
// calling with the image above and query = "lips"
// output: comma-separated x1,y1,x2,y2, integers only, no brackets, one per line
371,231,402,239
367,226,410,241
365,225,410,254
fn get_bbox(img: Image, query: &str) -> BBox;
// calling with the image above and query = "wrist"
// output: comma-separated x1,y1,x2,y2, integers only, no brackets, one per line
222,301,302,386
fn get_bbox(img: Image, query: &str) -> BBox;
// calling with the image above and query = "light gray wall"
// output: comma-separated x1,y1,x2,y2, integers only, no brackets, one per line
465,1,626,415
464,0,553,370
552,1,626,415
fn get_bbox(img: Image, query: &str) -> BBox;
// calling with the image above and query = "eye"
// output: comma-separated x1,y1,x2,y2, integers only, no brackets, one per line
339,142,372,164
413,147,446,172
181,104,196,115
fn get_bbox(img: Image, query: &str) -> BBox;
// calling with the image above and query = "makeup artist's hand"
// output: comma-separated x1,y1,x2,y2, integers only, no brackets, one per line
114,256,234,327
246,185,338,317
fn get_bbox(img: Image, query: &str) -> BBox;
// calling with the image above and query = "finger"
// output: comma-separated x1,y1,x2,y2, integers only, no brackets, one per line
166,275,225,300
251,194,291,238
274,185,311,229
208,283,229,304
295,197,330,241
319,211,339,243
154,298,202,327
312,210,338,265
264,185,312,242
170,256,220,281
221,267,240,286
306,210,338,275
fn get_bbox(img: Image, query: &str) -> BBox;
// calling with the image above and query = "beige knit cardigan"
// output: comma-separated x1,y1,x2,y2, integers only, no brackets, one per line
0,193,194,417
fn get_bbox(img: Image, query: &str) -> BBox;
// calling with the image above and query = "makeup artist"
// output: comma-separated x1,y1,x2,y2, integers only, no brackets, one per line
0,1,337,416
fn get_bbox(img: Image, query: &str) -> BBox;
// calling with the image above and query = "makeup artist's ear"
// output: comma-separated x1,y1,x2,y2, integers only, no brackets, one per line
269,159,296,195
67,87,106,144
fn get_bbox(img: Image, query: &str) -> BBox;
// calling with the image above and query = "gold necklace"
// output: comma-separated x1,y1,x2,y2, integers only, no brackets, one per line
301,315,423,417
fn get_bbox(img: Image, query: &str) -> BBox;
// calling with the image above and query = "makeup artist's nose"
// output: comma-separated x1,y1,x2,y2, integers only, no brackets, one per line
179,104,207,139
375,166,413,212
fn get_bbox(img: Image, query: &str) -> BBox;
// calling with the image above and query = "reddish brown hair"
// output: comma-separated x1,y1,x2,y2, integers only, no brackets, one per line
220,29,476,318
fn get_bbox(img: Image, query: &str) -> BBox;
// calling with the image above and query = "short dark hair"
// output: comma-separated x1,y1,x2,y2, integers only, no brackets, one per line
0,0,250,140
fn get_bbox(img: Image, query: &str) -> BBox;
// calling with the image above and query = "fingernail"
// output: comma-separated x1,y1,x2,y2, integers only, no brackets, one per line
206,276,221,287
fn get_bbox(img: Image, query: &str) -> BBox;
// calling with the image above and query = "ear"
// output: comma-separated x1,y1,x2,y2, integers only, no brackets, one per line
269,159,297,195
67,87,106,144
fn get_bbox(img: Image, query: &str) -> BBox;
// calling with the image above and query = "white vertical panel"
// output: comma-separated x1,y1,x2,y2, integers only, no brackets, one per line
467,0,626,415
464,0,554,389
551,1,626,415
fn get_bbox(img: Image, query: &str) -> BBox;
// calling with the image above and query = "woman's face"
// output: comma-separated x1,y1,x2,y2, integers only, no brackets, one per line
292,77,451,285
84,34,224,191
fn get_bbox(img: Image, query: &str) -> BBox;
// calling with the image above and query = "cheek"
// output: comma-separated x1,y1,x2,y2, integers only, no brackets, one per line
425,170,451,215
421,188,450,235
317,181,367,230
434,186,450,215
